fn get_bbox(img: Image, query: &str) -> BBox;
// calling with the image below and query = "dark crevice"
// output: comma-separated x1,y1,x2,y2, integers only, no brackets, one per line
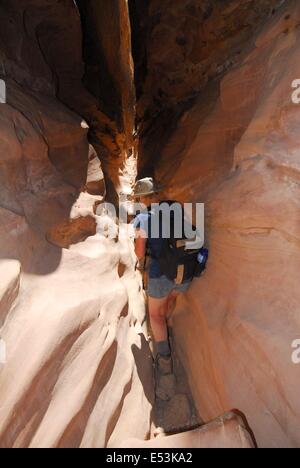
128,0,149,102
76,0,121,126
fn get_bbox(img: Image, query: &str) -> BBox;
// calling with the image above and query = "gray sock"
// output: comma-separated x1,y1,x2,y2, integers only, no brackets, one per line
156,340,171,357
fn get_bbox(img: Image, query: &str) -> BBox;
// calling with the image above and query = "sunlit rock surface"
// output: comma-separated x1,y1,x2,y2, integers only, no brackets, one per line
0,85,152,445
0,0,151,448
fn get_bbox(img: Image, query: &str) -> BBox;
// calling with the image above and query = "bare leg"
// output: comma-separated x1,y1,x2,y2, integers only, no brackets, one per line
148,295,169,342
148,295,175,385
167,290,179,319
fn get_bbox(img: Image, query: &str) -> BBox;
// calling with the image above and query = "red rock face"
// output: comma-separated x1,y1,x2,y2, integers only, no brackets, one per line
153,0,300,448
68,0,137,202
134,0,286,175
0,0,136,204
136,0,285,110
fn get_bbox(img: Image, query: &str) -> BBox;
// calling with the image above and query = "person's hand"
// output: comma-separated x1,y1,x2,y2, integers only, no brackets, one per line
135,258,145,273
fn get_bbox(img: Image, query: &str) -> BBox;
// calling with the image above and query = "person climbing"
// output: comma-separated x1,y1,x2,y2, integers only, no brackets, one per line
132,178,208,397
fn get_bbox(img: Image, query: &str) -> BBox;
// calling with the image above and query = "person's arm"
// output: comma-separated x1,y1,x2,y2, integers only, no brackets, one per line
135,229,147,260
133,214,148,258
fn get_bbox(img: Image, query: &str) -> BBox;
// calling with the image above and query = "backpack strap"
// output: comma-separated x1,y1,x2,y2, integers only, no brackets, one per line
175,264,185,285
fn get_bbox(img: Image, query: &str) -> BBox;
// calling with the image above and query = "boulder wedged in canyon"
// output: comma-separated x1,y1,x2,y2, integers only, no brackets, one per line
149,0,300,448
121,412,255,449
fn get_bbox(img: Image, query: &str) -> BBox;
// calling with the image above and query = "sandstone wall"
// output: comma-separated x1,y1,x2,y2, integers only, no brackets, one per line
134,0,285,175
154,0,300,448
0,0,151,448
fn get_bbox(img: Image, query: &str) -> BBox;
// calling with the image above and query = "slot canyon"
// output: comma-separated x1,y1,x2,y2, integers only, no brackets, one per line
0,0,299,449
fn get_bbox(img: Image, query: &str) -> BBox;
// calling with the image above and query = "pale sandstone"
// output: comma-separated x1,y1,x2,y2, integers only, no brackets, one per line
0,260,21,328
120,412,255,449
0,0,151,448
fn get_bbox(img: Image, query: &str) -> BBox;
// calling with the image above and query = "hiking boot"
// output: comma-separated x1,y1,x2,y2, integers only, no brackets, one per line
155,354,173,376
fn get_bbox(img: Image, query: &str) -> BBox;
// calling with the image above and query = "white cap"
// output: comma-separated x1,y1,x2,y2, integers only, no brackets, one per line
133,177,163,197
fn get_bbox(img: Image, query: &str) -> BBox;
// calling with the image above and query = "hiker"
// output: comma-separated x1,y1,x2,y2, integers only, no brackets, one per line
133,178,208,382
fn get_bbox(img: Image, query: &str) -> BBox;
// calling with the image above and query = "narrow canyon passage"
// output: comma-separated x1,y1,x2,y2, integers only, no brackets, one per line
0,0,300,449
